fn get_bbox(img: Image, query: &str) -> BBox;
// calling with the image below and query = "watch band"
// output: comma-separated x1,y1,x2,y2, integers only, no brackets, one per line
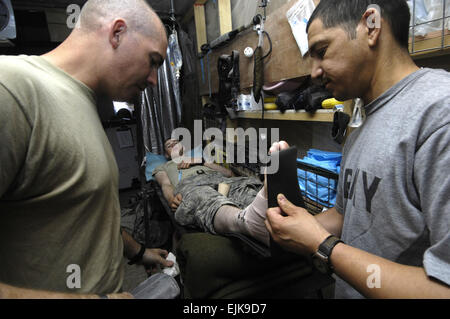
317,235,344,273
319,235,343,257
128,244,146,265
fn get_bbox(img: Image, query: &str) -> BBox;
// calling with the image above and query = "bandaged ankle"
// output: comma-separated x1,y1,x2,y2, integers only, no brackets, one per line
238,188,269,246
213,189,269,246
213,205,244,235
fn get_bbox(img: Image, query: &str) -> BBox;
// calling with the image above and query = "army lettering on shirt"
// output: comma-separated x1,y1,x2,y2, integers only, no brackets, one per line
343,168,381,214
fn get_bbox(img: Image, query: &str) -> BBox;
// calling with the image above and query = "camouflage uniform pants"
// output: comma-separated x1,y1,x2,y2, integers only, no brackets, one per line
173,171,263,234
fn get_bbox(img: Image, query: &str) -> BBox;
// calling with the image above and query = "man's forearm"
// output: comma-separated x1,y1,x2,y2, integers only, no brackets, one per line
330,243,450,298
161,183,175,203
204,162,233,177
314,207,343,238
154,172,176,203
313,208,449,298
121,229,142,259
0,282,101,299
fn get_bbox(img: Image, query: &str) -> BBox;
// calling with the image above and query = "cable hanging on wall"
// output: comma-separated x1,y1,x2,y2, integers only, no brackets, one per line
252,0,273,132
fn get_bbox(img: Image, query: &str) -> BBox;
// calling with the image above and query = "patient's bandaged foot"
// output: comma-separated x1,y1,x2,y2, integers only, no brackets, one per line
214,188,269,246
238,189,269,246
173,172,263,234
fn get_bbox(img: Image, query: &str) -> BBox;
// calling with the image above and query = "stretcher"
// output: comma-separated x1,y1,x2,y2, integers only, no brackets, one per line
146,158,336,298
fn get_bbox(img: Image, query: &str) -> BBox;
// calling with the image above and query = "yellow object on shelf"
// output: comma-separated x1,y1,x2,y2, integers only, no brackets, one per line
264,97,276,103
322,98,344,109
264,103,278,110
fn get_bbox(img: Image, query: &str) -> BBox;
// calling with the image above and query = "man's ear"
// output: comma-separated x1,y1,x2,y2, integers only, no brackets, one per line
109,19,127,49
360,6,382,48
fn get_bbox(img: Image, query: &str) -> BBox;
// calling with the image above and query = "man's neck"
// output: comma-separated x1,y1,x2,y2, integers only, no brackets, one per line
363,47,419,105
41,33,101,93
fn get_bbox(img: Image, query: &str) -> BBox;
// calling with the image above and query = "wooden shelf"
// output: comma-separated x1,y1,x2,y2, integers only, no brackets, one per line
409,29,450,57
236,109,335,122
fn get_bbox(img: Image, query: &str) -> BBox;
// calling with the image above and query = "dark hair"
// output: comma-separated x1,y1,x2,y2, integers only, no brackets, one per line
164,138,174,145
306,0,411,49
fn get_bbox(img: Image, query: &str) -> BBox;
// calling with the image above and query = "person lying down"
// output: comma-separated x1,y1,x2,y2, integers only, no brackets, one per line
153,139,271,247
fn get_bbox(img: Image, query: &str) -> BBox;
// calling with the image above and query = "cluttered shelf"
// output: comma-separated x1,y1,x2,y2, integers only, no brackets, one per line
195,1,449,97
236,109,334,122
196,1,313,96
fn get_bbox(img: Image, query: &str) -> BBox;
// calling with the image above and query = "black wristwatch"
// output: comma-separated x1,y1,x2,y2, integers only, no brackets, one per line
128,244,146,265
312,235,343,275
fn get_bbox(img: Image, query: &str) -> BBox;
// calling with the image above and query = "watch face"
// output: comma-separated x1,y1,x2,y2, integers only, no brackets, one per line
313,254,330,274
0,1,10,32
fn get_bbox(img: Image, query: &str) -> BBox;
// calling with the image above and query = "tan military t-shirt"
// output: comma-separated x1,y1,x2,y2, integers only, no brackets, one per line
0,55,124,294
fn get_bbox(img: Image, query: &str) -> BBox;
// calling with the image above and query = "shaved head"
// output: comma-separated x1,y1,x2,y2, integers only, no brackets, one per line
50,0,168,102
78,0,164,38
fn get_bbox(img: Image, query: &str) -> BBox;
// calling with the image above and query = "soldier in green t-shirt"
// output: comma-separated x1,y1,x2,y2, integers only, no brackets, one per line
0,0,174,299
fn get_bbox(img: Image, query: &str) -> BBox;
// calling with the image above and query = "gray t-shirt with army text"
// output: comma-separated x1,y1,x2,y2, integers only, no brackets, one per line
334,68,450,298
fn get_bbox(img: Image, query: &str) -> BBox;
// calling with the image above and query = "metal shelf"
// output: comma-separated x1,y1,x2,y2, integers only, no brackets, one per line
236,109,335,122
409,29,450,57
409,0,450,57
